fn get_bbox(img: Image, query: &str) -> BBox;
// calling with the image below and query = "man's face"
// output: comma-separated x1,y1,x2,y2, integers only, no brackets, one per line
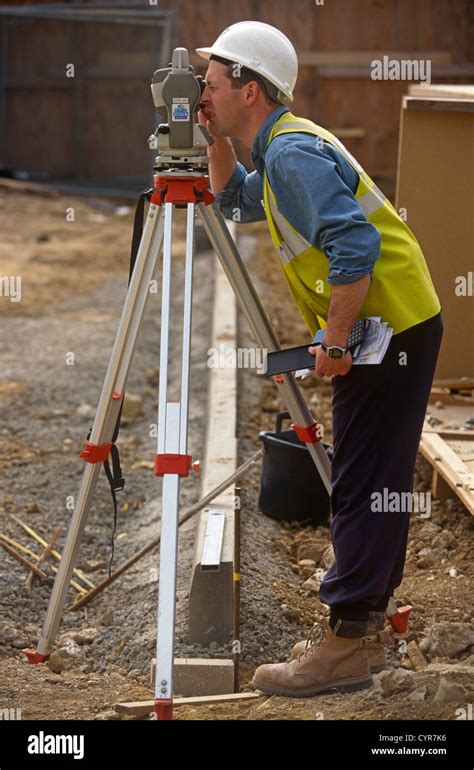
199,60,245,138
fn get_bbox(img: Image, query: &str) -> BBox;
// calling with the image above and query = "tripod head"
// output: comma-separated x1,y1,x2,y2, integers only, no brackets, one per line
150,47,214,174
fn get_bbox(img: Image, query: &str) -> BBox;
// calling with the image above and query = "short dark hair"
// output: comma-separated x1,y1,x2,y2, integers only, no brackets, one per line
210,55,281,107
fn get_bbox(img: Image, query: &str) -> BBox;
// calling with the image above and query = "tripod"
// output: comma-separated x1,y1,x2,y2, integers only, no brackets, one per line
23,49,332,721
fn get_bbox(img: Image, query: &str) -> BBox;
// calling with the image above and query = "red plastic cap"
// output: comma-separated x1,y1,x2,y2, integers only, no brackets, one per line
387,604,412,634
22,648,50,664
153,698,173,720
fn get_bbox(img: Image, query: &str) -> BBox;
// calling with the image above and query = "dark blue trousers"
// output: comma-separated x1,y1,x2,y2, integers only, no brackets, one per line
319,312,444,618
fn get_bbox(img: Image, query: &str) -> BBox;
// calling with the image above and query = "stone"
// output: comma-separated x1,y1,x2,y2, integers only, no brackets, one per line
296,539,327,563
297,559,317,568
418,522,442,539
24,502,40,513
406,640,428,671
428,622,474,658
416,546,448,569
127,669,142,681
418,637,431,655
73,627,100,645
433,676,468,703
321,544,335,569
432,530,457,551
377,668,416,695
281,604,301,622
57,640,81,658
0,626,19,644
48,652,65,674
408,686,427,702
302,577,320,595
75,404,95,419
10,636,28,649
98,609,114,627
45,674,65,684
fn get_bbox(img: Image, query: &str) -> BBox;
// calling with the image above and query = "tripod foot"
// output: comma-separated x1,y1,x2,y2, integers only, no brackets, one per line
22,648,50,664
153,698,173,720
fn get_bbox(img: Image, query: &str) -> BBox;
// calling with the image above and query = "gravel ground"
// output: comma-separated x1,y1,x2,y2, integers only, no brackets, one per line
0,188,472,722
0,189,312,721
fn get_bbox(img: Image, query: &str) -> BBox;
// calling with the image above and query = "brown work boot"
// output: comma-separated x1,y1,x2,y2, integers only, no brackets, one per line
251,620,372,697
291,611,388,673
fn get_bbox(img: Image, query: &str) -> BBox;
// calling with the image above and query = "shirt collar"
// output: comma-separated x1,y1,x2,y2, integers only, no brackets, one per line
251,105,290,174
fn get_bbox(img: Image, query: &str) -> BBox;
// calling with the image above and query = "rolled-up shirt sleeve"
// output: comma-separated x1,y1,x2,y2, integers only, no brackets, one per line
266,138,381,285
215,162,267,223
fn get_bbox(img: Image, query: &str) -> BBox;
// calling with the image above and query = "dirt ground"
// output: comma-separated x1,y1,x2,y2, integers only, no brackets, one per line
0,185,473,722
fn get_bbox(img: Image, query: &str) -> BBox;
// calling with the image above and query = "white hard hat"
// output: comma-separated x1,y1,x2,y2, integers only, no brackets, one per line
196,21,298,103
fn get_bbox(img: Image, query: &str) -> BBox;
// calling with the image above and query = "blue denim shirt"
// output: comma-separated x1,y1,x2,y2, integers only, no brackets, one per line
216,105,381,284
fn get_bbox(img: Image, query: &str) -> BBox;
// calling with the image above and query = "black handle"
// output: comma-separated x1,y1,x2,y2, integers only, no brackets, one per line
275,410,292,434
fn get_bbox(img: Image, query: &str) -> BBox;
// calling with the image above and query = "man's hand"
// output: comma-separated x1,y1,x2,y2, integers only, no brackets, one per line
197,105,236,194
308,344,352,377
308,275,371,378
197,106,215,137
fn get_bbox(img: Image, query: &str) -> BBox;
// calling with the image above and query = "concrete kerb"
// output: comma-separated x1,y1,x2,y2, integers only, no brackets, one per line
188,222,238,646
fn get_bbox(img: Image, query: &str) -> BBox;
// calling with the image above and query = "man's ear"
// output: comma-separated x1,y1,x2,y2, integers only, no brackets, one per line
245,82,258,104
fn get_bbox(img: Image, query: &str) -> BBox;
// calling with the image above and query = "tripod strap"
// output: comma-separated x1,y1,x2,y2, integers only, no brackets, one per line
104,188,153,576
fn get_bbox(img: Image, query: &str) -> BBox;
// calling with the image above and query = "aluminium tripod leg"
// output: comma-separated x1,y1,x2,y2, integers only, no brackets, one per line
153,202,196,720
25,201,166,662
198,202,332,494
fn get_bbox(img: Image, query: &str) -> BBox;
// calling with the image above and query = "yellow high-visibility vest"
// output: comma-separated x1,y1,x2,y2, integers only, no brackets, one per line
263,112,441,335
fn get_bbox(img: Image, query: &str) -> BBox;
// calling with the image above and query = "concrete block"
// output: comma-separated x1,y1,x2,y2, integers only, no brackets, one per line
150,657,234,697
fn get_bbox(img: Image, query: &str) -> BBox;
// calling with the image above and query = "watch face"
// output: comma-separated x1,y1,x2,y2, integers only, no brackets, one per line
328,347,345,359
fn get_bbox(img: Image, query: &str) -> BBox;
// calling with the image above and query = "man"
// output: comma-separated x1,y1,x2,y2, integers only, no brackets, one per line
196,21,443,697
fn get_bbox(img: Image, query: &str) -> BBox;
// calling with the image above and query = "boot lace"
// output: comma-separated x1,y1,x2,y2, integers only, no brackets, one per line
297,622,326,660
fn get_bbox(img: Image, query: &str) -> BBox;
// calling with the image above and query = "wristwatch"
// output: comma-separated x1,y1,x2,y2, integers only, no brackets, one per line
320,341,348,359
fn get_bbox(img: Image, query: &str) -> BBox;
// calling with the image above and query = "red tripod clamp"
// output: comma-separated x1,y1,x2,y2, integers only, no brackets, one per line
79,441,112,463
155,453,199,477
291,421,322,444
151,175,215,207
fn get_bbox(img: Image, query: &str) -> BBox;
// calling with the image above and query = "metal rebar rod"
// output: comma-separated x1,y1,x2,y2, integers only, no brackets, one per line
70,450,263,611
